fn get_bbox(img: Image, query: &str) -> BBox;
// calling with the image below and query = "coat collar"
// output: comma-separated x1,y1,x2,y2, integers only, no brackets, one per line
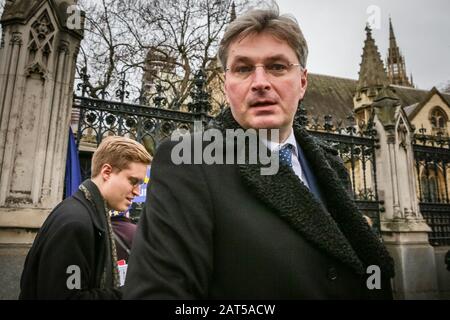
73,179,108,233
212,108,395,277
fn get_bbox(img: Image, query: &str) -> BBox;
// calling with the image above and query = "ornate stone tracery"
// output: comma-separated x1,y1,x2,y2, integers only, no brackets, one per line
10,31,22,45
397,116,408,150
26,10,55,79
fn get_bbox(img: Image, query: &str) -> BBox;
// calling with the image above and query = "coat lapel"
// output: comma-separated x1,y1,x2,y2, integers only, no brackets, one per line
213,108,394,277
237,147,365,275
294,125,394,278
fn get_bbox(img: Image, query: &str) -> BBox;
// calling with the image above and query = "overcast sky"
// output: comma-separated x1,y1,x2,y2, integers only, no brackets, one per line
276,0,450,90
0,0,448,90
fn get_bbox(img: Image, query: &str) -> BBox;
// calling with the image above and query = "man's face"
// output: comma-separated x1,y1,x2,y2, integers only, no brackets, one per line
224,32,307,137
102,162,148,212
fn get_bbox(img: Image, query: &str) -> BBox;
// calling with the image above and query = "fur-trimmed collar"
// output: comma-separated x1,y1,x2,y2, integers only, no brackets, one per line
212,108,395,277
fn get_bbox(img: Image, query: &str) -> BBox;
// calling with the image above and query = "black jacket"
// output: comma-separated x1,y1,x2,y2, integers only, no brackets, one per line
124,109,394,299
19,181,121,299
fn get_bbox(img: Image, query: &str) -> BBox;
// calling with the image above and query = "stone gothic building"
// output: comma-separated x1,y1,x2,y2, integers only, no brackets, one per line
0,0,83,299
0,1,449,299
303,22,450,133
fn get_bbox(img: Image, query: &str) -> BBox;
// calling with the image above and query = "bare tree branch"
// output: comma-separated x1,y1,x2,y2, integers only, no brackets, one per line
76,0,261,114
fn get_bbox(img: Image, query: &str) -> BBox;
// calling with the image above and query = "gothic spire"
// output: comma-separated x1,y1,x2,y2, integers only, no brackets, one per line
357,24,389,90
389,17,398,50
386,17,413,87
230,2,236,23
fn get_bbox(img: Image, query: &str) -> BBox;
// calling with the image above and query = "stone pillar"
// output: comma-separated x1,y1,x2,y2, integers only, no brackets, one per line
0,0,83,244
372,87,439,299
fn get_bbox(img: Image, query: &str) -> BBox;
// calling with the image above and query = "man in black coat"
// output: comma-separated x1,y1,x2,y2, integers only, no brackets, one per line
124,7,395,299
19,136,151,299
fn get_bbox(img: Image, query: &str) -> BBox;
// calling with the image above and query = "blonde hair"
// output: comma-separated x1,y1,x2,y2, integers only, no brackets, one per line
91,136,152,178
218,6,308,69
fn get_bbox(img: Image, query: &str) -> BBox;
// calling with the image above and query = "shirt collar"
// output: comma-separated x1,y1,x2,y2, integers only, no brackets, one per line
260,128,298,156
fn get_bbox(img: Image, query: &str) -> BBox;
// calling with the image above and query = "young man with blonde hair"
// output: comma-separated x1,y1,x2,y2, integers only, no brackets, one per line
20,136,151,299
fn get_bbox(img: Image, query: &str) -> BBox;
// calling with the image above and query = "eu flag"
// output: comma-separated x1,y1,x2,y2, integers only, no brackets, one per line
64,127,82,198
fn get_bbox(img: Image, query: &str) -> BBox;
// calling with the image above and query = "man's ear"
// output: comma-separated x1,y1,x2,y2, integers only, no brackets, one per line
298,68,308,99
100,164,113,181
301,68,308,89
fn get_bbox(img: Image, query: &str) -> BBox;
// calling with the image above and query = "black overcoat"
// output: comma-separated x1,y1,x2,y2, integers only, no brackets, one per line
124,110,394,299
19,181,121,299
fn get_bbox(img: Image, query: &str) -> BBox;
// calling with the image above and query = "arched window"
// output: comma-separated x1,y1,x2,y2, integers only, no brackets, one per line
430,107,448,129
421,175,439,202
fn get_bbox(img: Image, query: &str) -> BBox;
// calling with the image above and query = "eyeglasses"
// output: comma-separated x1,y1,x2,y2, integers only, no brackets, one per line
225,63,303,80
128,177,144,188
